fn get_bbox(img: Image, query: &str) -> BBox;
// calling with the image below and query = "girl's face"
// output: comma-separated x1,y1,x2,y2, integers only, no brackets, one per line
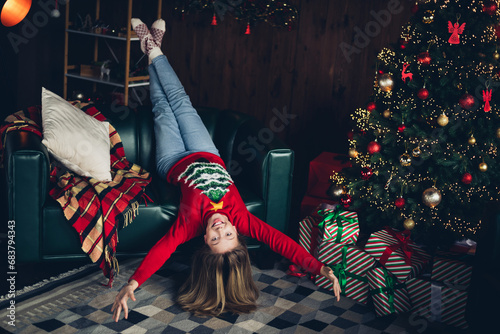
204,213,239,253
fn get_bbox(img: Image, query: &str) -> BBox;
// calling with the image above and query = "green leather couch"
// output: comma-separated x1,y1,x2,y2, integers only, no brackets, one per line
4,105,294,264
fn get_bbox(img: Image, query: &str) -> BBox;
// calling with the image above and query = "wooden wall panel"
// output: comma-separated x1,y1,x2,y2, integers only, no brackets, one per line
159,0,411,160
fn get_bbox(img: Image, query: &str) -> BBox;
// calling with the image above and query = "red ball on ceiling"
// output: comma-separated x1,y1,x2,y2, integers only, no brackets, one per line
1,0,32,27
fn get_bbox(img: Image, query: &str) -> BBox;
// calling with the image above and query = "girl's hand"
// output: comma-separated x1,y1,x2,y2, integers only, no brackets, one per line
111,280,138,322
320,266,341,301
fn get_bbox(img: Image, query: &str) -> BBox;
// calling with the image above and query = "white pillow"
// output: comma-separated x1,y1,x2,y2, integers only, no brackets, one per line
41,87,112,181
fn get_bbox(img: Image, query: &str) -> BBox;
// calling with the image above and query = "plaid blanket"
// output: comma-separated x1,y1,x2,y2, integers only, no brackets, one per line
1,103,151,287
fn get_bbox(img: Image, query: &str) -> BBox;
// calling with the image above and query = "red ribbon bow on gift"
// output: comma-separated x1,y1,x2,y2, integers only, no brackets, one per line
379,226,413,266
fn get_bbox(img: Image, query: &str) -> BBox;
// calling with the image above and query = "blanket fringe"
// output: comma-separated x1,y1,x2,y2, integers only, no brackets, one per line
123,201,140,228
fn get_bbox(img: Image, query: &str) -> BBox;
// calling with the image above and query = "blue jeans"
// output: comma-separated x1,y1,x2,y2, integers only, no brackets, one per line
149,55,219,177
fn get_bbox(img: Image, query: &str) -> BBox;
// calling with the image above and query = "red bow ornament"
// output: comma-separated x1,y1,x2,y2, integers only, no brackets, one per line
379,227,413,266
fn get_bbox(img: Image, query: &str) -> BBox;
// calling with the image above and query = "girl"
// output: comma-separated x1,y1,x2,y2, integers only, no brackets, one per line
112,18,341,321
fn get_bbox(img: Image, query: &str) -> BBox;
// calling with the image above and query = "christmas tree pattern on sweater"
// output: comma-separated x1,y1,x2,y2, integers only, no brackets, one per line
178,161,233,204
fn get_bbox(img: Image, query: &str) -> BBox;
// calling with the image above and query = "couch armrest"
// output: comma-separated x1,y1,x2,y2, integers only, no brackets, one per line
230,118,294,233
4,131,50,262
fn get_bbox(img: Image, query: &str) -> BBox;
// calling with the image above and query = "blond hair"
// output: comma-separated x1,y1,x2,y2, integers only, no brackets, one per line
177,236,259,316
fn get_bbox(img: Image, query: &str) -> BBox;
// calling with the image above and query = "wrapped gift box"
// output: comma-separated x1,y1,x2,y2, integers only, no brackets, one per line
431,250,474,289
364,227,431,282
298,205,359,255
317,207,359,245
298,215,321,256
406,277,469,329
314,243,375,304
306,152,351,199
367,267,411,317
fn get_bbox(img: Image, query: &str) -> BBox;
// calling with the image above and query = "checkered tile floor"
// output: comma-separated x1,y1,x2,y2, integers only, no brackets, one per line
2,259,429,333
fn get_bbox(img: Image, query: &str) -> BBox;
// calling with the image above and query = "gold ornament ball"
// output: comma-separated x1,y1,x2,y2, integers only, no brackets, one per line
412,147,421,158
437,113,449,127
494,51,500,60
403,218,416,231
348,148,358,158
479,162,488,172
422,187,442,208
378,73,394,92
400,153,412,167
496,127,500,138
468,135,476,145
327,184,345,200
383,109,392,118
423,10,435,24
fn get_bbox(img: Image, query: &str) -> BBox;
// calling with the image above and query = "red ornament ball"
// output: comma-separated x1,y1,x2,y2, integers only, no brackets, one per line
459,93,476,110
461,172,473,184
398,124,406,132
483,1,498,15
367,141,381,154
340,193,352,208
417,88,429,99
367,102,377,112
347,130,354,140
417,51,432,66
378,69,384,75
360,167,373,180
395,197,406,208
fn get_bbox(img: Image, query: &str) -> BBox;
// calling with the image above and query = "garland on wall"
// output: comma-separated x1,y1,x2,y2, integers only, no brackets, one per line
173,0,299,34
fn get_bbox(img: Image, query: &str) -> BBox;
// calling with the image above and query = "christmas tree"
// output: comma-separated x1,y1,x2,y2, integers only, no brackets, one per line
334,0,500,248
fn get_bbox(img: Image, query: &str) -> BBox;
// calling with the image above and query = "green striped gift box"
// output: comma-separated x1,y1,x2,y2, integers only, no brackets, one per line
406,277,469,330
318,208,359,245
431,251,473,289
367,267,411,317
298,215,321,256
364,227,431,282
314,243,375,304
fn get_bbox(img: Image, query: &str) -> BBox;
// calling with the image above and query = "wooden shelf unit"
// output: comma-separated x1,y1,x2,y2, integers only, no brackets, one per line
63,0,163,105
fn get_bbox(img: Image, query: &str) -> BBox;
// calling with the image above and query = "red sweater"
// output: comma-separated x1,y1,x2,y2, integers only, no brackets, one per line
130,152,323,286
